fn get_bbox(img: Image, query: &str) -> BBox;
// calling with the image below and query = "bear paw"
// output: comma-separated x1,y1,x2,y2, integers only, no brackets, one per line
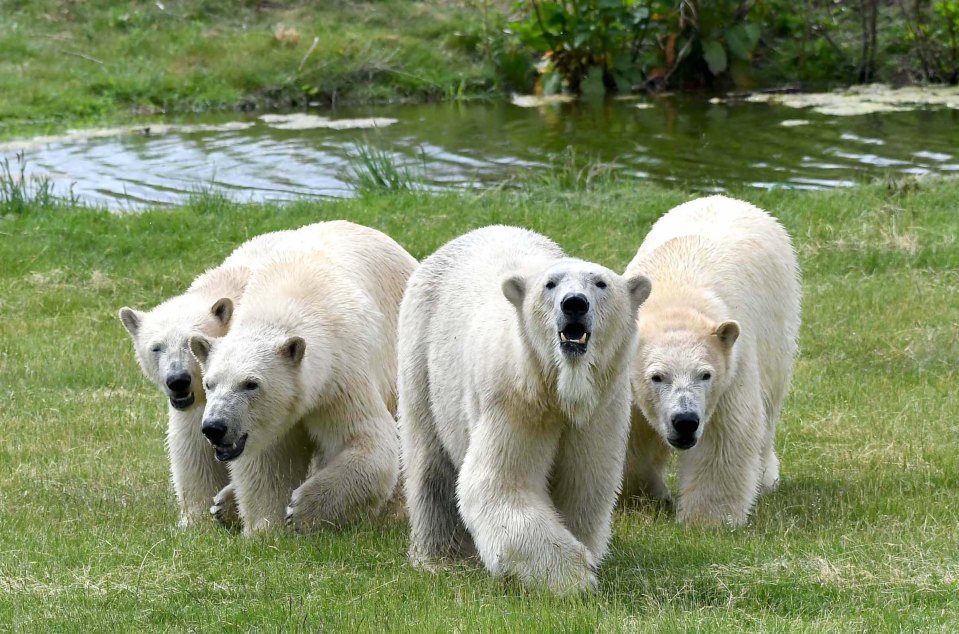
210,483,240,529
530,554,598,595
760,453,781,493
500,541,598,594
284,488,338,533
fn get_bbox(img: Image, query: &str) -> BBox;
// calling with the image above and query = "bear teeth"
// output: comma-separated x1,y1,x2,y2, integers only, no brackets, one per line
560,332,569,342
576,333,588,344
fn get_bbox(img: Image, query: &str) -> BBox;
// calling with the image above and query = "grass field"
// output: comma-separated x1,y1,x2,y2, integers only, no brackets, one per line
0,179,957,631
0,0,501,139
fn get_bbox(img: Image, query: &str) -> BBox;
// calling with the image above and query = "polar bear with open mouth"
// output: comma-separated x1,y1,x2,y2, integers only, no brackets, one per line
399,225,650,593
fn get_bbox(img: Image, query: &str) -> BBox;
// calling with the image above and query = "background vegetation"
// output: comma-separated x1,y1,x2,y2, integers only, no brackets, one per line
512,0,959,93
3,0,959,137
0,172,957,630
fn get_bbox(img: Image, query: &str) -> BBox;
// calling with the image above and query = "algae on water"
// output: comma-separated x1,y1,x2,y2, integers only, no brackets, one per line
721,84,959,116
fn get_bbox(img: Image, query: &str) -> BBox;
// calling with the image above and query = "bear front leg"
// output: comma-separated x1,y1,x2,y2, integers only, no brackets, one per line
676,387,764,527
458,410,596,594
551,391,632,562
230,423,312,535
286,397,399,532
620,408,673,507
166,407,230,528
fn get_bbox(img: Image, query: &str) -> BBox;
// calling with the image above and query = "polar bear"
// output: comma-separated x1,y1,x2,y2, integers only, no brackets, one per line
622,195,801,526
399,226,651,593
118,230,289,527
189,222,416,535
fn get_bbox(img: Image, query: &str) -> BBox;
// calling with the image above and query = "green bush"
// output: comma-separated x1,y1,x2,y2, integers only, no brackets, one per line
510,0,766,94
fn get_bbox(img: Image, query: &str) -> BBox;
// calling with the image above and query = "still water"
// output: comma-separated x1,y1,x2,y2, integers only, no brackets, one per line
5,96,959,208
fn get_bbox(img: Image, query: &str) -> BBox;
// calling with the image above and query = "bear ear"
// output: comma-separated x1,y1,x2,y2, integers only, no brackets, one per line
189,335,213,367
280,336,306,366
714,320,741,349
118,307,143,337
502,275,526,309
211,297,234,327
626,274,652,313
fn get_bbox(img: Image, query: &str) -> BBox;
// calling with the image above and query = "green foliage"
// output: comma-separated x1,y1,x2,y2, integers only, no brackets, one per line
0,152,71,214
511,0,767,94
509,146,623,190
510,0,650,93
347,143,418,195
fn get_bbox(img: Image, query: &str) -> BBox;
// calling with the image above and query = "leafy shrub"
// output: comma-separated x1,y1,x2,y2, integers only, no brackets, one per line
510,0,766,94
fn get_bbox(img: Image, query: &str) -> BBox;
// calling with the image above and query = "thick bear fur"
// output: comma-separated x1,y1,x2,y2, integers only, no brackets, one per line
190,221,417,535
622,195,801,526
398,225,650,593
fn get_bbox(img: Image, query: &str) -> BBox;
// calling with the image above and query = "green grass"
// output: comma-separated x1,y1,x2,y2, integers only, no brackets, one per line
0,0,502,139
0,179,957,631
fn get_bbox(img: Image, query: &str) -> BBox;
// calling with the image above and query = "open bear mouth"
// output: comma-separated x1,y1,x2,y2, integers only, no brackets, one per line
169,392,195,410
559,322,590,355
213,433,248,462
668,436,698,450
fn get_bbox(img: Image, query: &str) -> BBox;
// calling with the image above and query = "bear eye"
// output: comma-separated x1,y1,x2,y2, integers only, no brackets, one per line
650,374,663,383
701,372,712,381
204,381,214,391
243,380,259,391
545,281,556,290
595,280,607,289
150,344,162,353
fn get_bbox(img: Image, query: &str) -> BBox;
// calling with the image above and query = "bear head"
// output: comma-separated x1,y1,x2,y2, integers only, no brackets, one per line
631,309,740,450
189,325,313,462
119,296,234,411
502,258,651,419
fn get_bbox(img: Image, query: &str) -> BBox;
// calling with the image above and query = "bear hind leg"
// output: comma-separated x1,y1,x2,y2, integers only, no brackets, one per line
400,370,474,567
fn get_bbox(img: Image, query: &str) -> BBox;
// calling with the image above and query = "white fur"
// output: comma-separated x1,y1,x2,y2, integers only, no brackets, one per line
399,226,650,593
191,221,416,535
623,195,801,526
118,230,286,527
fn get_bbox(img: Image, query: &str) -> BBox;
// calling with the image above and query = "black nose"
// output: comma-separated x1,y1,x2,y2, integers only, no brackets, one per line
671,412,700,436
166,372,192,394
201,419,228,444
561,293,589,317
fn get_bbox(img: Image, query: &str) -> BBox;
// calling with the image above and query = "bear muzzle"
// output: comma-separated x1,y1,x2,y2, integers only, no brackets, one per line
558,322,591,356
165,371,195,410
212,434,248,462
201,418,249,461
667,411,700,450
558,292,592,356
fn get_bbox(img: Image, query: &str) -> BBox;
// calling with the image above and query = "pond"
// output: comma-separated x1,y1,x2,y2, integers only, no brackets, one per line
4,93,959,209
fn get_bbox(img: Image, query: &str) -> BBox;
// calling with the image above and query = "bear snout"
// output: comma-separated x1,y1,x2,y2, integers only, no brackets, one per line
201,418,229,444
165,371,192,396
669,412,700,449
560,293,589,318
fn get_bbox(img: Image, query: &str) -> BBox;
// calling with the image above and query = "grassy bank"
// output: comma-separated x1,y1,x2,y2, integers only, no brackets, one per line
0,180,957,631
5,0,958,143
0,0,502,139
